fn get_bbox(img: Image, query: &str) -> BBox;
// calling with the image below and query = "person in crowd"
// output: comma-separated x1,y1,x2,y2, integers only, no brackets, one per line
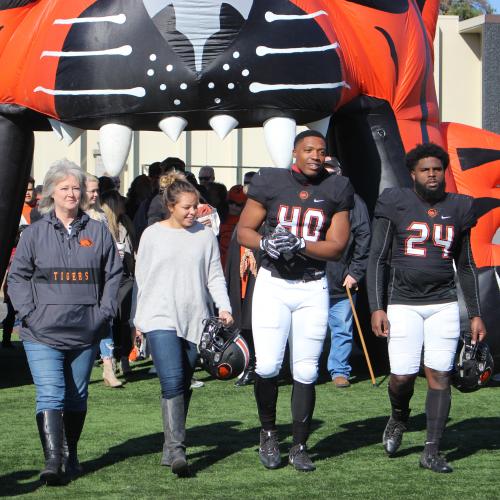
1,236,19,349
134,158,185,240
238,130,354,472
367,143,486,473
85,175,106,222
125,174,152,221
147,162,163,190
325,165,371,388
161,156,186,173
7,160,122,485
324,156,342,175
98,176,116,195
34,184,43,203
225,228,260,387
101,190,137,376
243,171,256,187
219,185,247,269
2,177,37,348
134,163,164,239
184,171,209,202
20,176,37,225
198,166,215,187
85,175,123,388
134,171,233,477
147,173,172,226
206,182,228,224
111,176,121,192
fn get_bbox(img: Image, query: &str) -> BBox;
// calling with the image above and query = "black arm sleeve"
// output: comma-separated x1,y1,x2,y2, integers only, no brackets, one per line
347,196,371,282
366,217,393,313
455,230,481,318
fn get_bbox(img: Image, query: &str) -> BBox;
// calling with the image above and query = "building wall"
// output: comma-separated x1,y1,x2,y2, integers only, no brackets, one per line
433,16,482,128
482,22,500,134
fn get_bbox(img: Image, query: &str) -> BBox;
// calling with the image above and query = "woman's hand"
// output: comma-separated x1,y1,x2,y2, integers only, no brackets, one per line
134,328,143,342
219,310,234,326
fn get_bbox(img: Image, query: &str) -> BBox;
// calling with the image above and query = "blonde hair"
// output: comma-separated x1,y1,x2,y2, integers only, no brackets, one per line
38,159,88,214
100,190,125,241
162,171,198,206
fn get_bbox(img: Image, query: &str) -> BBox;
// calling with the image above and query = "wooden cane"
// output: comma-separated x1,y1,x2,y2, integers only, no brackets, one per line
346,285,376,386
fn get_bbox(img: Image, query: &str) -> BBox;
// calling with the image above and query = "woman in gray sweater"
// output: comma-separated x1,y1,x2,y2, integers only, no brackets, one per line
134,172,233,477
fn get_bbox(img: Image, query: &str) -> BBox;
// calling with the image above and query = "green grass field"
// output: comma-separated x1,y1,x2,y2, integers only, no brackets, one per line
1,338,499,499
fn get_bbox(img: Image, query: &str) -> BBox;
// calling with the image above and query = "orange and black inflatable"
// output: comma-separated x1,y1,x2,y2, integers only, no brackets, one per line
0,0,498,355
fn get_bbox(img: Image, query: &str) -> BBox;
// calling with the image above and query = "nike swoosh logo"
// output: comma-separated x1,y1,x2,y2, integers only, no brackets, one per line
441,216,451,219
314,199,324,203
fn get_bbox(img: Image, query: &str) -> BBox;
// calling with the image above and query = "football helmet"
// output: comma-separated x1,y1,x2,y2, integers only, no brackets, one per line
453,335,494,392
199,318,250,380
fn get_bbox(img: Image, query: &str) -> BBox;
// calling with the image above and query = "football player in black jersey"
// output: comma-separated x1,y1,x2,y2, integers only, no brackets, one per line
237,130,354,471
367,143,487,473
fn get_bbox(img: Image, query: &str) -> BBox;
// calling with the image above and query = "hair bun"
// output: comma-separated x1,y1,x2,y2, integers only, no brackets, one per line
159,171,185,193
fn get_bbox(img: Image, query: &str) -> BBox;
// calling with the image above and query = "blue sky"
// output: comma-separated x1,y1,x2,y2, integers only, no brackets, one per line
489,0,500,12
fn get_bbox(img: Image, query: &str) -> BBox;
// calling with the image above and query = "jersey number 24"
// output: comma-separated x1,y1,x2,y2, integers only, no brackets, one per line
405,222,454,258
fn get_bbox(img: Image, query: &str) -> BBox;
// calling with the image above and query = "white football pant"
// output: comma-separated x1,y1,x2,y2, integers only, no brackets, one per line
252,267,329,384
387,301,460,375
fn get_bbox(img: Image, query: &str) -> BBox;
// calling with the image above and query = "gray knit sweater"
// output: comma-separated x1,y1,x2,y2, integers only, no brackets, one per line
134,221,231,345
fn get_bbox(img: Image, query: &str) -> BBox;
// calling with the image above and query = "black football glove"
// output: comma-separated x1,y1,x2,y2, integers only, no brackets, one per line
260,234,287,260
279,231,306,254
259,232,292,260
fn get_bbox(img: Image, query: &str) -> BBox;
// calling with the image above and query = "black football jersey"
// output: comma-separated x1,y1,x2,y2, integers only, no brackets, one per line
374,187,476,304
247,167,354,280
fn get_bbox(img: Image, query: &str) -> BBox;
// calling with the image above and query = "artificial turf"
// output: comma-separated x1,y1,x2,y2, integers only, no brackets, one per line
0,338,499,499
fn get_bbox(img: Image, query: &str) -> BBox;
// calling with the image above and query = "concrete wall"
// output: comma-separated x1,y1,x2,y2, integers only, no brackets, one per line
434,16,482,128
482,21,500,133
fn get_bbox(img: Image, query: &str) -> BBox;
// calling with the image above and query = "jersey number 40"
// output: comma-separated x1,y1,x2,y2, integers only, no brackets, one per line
277,205,325,242
405,222,454,258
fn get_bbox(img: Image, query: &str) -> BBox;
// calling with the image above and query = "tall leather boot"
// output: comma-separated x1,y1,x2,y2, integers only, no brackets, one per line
184,389,192,419
160,398,172,466
36,410,64,485
62,411,86,478
166,394,189,477
161,389,192,467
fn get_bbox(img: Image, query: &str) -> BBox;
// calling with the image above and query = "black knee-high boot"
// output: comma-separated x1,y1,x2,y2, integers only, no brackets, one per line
36,410,64,485
62,411,86,478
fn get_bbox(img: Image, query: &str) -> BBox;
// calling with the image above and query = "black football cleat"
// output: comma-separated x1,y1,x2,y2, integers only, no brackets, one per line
259,429,281,469
234,368,255,387
419,452,453,473
382,416,407,456
288,444,316,472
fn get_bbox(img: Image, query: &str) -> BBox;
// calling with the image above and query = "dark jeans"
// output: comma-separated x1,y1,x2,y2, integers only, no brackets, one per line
147,330,198,399
23,341,98,413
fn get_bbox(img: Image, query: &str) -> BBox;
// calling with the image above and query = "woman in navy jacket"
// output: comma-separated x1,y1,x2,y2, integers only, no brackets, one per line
8,160,122,485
